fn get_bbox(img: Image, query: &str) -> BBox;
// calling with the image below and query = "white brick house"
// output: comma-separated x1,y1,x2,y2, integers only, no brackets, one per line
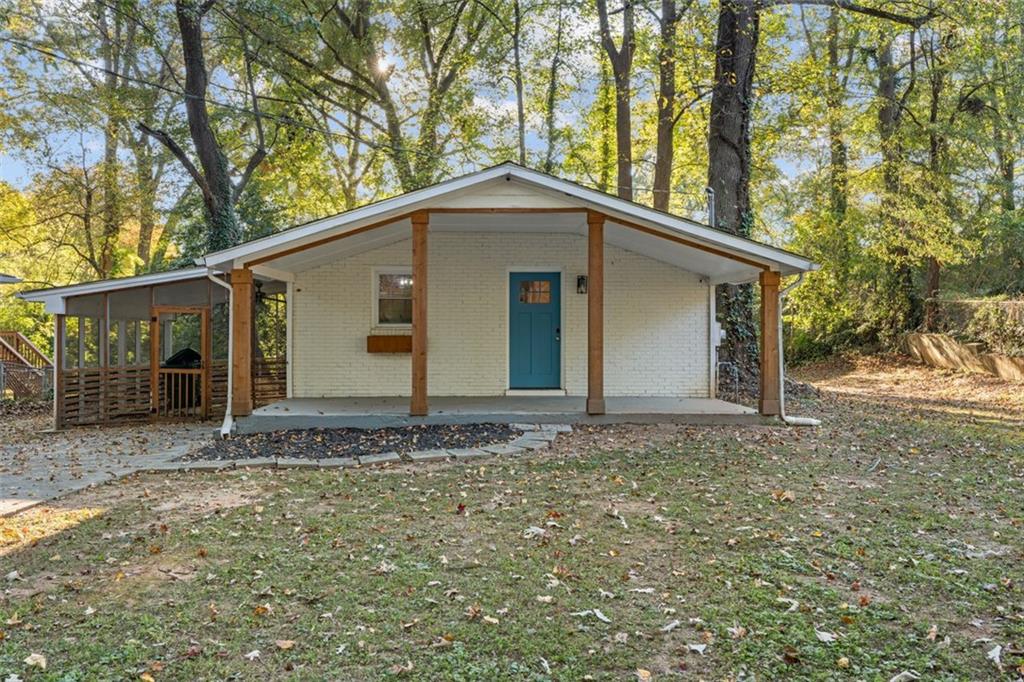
21,164,816,433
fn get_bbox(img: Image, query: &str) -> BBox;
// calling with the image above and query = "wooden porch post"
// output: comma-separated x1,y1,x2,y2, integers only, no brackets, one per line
411,211,429,416
759,270,781,416
231,268,254,417
54,314,64,429
587,210,605,415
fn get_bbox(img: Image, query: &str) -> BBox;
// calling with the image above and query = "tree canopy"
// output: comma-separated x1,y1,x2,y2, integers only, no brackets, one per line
1,0,1020,363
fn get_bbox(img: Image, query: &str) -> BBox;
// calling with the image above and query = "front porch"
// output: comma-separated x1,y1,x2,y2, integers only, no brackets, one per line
234,395,765,433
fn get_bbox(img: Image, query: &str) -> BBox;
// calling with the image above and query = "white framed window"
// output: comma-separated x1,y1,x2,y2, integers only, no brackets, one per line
372,267,413,327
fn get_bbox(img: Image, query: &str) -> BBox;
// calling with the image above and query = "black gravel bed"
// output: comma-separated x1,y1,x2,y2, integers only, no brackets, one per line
183,423,523,461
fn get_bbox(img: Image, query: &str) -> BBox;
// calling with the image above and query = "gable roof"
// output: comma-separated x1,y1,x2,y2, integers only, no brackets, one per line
0,273,21,284
19,164,819,314
202,163,817,280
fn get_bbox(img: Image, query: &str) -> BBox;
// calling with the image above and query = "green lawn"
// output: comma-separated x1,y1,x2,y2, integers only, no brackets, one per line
2,356,1022,680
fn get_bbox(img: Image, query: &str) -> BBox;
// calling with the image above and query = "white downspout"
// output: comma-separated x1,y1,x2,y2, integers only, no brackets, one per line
208,273,234,438
778,273,820,426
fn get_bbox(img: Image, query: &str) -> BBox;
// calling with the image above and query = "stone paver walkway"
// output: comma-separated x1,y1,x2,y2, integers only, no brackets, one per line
1,417,213,516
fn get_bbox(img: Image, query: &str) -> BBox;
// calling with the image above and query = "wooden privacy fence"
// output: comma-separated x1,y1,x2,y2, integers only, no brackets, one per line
56,357,284,427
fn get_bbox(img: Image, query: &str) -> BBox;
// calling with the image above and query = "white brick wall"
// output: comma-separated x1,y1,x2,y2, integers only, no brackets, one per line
291,232,710,398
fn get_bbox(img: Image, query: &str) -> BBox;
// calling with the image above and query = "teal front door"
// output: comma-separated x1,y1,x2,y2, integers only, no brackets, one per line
509,272,561,389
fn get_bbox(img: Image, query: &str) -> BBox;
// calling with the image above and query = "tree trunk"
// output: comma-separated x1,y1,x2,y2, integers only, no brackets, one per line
653,0,678,212
96,1,124,278
826,8,848,221
922,37,951,331
995,125,1016,213
542,4,565,174
707,0,760,377
512,0,526,165
597,0,635,201
597,59,614,193
876,38,919,342
176,0,240,251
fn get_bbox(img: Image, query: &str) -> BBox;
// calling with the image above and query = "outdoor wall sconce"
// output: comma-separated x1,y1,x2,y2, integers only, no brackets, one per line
576,275,588,294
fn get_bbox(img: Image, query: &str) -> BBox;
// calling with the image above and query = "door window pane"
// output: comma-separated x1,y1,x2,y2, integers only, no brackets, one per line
519,280,551,304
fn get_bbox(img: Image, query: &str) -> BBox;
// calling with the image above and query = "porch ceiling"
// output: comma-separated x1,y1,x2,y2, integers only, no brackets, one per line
254,212,768,284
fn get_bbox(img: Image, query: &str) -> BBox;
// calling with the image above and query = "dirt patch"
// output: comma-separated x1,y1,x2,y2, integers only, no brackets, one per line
149,486,255,515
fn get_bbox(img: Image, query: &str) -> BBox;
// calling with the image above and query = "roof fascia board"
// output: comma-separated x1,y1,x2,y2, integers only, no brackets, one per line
17,267,209,306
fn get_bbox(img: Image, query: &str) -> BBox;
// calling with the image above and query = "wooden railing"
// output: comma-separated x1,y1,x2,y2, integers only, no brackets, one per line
55,357,278,427
156,367,204,419
0,331,51,369
61,365,152,426
253,356,287,407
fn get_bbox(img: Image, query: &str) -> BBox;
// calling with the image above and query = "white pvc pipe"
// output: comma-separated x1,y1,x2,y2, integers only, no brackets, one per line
777,273,821,427
208,273,234,438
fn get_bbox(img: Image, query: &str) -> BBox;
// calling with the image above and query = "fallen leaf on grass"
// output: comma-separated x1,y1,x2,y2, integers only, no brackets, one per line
660,619,681,633
243,649,261,661
888,672,920,682
987,644,1003,672
776,597,799,612
727,624,748,639
374,560,396,575
23,653,46,670
536,595,554,604
275,640,295,650
837,656,850,669
570,609,611,623
771,489,796,503
635,669,652,681
687,643,706,655
926,624,938,641
483,616,500,625
815,629,838,643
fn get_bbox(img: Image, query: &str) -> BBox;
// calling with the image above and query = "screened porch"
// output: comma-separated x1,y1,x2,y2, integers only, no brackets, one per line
53,273,287,427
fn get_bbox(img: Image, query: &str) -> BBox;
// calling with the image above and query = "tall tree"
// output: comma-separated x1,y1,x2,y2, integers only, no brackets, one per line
540,2,567,173
707,0,933,374
596,0,636,200
233,0,491,192
138,0,270,251
651,0,685,212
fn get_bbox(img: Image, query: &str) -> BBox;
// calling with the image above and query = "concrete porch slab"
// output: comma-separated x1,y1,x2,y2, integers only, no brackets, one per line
234,396,767,434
